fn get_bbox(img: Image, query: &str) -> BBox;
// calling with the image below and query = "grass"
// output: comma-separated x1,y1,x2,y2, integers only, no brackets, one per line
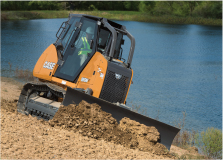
130,103,149,117
14,67,36,82
1,10,222,26
172,112,197,148
1,77,24,90
6,62,36,82
195,127,222,159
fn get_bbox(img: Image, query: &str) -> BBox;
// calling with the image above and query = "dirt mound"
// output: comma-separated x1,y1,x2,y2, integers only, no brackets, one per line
49,100,173,157
49,101,135,147
0,98,172,158
1,101,172,159
119,117,168,155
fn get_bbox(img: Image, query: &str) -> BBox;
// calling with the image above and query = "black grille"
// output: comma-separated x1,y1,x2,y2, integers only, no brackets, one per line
99,71,129,103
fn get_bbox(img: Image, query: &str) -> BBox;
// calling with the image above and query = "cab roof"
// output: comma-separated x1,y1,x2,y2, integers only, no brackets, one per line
69,14,124,30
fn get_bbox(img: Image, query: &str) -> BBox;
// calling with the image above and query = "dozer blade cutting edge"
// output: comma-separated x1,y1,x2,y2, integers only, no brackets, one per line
63,87,180,150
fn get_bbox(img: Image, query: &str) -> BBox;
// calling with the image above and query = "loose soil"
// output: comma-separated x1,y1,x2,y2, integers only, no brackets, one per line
1,77,202,159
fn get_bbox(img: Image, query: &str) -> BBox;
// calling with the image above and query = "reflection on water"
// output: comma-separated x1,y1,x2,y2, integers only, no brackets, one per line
1,19,222,132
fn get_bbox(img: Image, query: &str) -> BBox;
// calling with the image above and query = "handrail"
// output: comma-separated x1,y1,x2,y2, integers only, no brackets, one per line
56,21,69,39
101,18,117,59
124,28,135,68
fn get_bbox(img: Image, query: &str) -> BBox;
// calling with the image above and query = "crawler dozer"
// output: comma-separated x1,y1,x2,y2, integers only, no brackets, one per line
17,14,180,150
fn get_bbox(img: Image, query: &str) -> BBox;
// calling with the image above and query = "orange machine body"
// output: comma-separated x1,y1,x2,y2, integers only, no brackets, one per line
33,44,133,104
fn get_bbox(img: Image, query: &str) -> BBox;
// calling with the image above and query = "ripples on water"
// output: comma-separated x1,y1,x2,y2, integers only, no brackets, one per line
1,19,222,132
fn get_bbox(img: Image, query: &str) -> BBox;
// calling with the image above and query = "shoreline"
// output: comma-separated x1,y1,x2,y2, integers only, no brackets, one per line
1,10,222,26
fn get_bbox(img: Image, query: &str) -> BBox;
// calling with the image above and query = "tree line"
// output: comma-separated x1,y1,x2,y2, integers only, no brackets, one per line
1,1,222,19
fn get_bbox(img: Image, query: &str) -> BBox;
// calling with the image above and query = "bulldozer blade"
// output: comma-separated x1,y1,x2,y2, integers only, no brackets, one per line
63,87,180,150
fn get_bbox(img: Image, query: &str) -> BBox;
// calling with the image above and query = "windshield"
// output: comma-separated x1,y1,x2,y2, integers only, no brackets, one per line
54,17,98,82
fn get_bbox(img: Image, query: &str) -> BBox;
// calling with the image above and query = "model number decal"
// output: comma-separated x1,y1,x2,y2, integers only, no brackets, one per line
43,61,56,70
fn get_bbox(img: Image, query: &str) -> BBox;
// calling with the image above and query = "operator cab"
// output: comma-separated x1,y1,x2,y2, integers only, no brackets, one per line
54,14,135,82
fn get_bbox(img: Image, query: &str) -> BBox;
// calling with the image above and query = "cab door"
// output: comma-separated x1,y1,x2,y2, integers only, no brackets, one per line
54,17,99,83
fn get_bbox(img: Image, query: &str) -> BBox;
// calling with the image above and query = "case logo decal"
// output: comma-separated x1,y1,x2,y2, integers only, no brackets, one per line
81,77,89,83
43,61,56,70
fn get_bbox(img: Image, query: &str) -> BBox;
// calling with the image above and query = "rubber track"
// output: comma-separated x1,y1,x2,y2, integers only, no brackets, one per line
17,82,66,120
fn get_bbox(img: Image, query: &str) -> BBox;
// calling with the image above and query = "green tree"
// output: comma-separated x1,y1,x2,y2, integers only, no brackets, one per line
1,1,62,11
138,1,155,14
37,1,61,10
166,1,174,13
1,1,29,10
195,127,222,159
187,1,197,16
192,1,222,19
153,1,175,16
123,1,140,11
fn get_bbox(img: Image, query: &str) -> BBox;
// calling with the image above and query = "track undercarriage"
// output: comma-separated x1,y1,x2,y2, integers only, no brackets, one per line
17,82,66,120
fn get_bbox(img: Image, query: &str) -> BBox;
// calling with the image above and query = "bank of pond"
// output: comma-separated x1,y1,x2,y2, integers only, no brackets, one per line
1,10,222,26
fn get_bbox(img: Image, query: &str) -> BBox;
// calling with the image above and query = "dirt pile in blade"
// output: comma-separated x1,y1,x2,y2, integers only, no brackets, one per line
49,100,172,157
49,100,135,146
119,117,169,155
